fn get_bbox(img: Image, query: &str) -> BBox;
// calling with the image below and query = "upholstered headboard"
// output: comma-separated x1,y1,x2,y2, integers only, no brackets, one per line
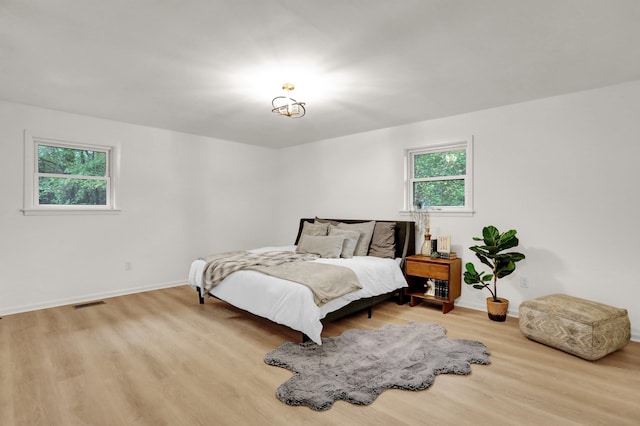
294,218,416,267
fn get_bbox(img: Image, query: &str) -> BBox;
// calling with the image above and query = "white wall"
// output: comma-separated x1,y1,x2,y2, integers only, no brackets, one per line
276,80,640,341
0,101,279,315
2,80,638,342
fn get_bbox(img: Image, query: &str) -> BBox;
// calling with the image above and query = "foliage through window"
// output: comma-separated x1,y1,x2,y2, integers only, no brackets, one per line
37,144,108,205
23,133,118,214
406,138,473,213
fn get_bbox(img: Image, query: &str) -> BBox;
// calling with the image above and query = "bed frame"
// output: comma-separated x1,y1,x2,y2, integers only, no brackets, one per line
197,218,416,341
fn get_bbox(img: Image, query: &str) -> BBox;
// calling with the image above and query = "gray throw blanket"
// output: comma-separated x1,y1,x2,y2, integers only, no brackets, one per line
200,251,361,306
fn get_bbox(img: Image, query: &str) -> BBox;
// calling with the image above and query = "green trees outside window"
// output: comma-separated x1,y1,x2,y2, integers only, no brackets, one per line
37,144,108,205
412,149,466,208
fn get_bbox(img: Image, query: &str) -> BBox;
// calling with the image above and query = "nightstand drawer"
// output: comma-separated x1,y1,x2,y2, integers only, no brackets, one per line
406,261,450,280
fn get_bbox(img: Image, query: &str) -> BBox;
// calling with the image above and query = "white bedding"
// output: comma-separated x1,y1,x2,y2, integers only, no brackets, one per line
188,245,407,344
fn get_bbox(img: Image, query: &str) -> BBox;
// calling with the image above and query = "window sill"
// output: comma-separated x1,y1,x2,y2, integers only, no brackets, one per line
22,208,122,216
400,209,474,218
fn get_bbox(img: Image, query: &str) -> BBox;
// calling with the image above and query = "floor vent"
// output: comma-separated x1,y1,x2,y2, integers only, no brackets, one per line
73,301,106,309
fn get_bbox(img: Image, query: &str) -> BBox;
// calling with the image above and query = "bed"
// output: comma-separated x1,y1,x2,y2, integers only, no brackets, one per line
188,218,415,344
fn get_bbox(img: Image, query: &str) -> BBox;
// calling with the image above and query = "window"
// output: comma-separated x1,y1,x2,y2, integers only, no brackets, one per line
23,132,119,215
405,137,473,214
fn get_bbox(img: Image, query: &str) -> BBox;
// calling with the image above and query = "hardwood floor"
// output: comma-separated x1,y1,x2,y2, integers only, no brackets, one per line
1,285,638,425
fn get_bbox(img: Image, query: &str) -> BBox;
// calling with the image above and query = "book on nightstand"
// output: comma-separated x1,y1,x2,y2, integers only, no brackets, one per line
437,252,457,260
434,280,449,299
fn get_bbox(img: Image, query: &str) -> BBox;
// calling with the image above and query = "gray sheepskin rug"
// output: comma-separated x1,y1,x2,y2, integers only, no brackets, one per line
264,322,490,411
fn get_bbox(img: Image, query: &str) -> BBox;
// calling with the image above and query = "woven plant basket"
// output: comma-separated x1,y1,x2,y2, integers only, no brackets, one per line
486,297,509,322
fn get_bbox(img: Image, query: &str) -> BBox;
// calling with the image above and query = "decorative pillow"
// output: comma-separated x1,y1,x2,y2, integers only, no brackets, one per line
368,222,396,258
300,220,329,240
336,221,376,256
296,235,344,258
328,227,361,259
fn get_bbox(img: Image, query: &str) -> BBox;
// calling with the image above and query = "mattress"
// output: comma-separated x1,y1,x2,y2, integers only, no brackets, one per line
188,245,407,344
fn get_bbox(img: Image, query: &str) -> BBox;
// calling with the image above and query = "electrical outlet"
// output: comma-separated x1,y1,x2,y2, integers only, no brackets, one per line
520,276,529,288
125,261,133,271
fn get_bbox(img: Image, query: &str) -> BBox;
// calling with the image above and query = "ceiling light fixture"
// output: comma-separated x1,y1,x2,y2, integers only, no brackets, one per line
271,83,306,118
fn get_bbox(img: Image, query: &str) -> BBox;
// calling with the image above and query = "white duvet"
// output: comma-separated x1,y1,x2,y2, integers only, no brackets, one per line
188,245,408,344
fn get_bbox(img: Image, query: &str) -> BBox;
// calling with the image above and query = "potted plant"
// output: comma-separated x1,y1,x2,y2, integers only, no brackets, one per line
463,226,525,321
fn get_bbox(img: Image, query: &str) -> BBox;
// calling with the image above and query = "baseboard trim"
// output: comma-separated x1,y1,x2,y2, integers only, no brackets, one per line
0,281,185,317
454,300,521,317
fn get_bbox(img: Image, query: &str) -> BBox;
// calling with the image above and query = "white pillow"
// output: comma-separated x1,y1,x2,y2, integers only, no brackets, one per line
295,235,344,258
328,226,361,258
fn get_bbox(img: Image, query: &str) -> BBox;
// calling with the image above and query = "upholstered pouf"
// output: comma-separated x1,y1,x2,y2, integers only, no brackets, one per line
519,294,630,360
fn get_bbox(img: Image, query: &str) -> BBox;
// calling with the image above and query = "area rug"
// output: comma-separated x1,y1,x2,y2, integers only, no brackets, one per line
264,322,490,411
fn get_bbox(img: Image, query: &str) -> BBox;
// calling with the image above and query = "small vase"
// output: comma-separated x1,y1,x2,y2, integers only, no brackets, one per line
486,297,509,322
421,234,432,256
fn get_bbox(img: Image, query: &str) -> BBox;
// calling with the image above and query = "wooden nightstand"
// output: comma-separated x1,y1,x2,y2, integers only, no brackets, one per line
404,255,461,313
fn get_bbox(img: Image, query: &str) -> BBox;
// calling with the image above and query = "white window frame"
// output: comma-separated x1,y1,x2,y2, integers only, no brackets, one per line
404,136,474,215
23,131,121,215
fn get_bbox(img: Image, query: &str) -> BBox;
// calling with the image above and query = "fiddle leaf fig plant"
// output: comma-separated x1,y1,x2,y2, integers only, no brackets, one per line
463,226,525,301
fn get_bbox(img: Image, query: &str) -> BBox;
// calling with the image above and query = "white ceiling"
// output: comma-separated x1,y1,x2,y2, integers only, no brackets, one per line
2,1,640,149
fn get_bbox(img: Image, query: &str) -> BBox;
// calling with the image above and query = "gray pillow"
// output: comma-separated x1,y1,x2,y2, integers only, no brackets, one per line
368,222,396,258
296,235,344,258
336,221,376,256
315,217,341,226
328,226,361,258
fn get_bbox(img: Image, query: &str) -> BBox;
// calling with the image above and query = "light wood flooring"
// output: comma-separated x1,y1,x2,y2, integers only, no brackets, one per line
1,285,638,425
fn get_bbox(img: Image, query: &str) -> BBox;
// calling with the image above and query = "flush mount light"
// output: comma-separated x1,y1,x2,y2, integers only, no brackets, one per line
271,83,306,118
